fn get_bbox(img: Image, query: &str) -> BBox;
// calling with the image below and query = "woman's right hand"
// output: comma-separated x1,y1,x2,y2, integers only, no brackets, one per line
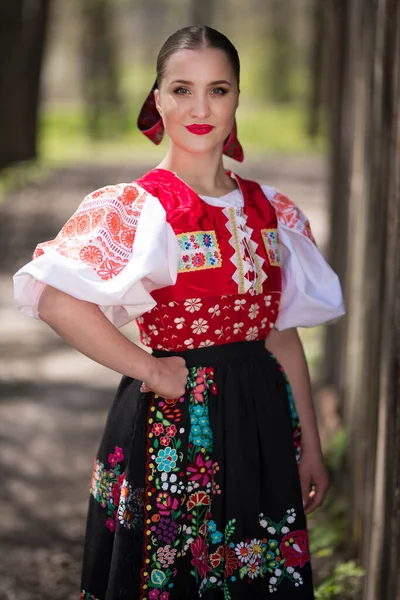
140,356,189,399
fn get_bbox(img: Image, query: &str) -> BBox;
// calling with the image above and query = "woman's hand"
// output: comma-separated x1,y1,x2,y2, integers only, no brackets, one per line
140,356,189,399
298,450,330,515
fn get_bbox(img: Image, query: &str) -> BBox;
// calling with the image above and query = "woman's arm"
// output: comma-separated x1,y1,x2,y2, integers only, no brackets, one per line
38,285,188,399
265,327,330,514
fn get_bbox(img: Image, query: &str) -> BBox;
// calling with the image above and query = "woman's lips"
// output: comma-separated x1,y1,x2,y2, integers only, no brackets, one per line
185,124,214,135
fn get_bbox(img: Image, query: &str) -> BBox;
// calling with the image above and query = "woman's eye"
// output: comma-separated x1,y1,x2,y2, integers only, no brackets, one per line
173,87,190,95
211,87,228,95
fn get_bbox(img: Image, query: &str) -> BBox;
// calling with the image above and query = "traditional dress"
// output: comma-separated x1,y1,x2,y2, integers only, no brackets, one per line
13,168,344,600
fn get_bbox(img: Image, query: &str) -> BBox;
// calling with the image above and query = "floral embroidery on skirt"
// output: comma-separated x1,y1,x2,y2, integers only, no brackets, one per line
80,341,314,599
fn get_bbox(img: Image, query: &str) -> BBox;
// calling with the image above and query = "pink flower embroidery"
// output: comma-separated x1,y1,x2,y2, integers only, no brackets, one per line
105,517,116,532
190,536,211,579
165,424,177,437
156,492,179,515
152,423,164,436
187,453,213,487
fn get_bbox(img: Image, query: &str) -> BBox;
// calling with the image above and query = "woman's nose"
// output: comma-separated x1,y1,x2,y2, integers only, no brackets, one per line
190,94,211,119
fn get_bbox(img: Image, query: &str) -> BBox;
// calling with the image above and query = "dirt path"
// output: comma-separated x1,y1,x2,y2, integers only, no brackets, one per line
0,157,328,599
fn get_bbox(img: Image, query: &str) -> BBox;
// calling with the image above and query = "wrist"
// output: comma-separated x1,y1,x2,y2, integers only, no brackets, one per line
141,355,160,388
300,428,323,457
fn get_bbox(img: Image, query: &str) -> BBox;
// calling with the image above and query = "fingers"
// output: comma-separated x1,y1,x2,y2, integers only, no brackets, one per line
303,482,328,515
302,476,330,515
140,382,151,393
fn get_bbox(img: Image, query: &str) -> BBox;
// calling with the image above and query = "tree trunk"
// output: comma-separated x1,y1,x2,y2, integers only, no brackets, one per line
267,0,293,103
326,0,400,596
0,0,51,169
80,0,124,139
307,0,325,138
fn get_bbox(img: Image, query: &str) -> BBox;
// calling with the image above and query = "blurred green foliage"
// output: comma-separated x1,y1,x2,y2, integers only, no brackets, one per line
314,561,365,600
37,102,326,167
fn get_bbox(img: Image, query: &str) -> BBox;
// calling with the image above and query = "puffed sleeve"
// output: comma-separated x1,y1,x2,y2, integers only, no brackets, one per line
262,185,345,330
13,183,180,328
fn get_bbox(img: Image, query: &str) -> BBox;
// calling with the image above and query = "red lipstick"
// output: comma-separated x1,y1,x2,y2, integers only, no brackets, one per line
185,124,214,135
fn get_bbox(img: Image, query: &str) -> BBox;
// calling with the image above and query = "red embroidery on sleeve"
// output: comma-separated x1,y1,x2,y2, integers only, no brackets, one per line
32,184,146,281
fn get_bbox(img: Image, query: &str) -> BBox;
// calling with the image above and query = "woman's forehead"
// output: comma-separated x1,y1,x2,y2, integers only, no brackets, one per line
162,48,235,83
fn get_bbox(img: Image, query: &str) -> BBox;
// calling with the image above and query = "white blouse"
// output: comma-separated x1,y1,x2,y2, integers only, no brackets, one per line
13,182,345,330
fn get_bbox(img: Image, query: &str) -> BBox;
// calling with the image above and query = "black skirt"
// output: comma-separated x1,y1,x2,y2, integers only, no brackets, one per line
80,340,314,600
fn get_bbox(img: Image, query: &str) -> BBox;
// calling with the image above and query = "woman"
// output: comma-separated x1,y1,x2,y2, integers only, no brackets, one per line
13,25,344,600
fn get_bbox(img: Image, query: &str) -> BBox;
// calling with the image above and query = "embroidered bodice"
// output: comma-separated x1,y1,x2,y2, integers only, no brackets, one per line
131,171,279,350
13,168,345,351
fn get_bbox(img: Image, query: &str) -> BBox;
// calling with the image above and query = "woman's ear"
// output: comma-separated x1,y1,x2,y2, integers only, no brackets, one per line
154,89,162,116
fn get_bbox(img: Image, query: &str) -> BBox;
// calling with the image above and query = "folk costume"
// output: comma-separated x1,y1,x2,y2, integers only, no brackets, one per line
13,166,344,600
14,95,344,599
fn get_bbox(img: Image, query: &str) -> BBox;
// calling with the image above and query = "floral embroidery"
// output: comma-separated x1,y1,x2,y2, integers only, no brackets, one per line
90,447,145,533
197,508,310,595
118,481,145,529
141,366,218,597
261,228,281,267
90,446,125,532
177,231,222,272
191,318,209,335
234,298,246,311
138,363,305,598
245,326,259,341
136,291,282,352
184,298,202,312
199,339,215,347
268,190,316,245
33,184,146,281
248,303,260,320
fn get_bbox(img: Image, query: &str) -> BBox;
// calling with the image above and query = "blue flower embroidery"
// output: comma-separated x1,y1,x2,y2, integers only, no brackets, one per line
208,520,217,532
193,406,204,417
211,531,223,544
155,447,177,473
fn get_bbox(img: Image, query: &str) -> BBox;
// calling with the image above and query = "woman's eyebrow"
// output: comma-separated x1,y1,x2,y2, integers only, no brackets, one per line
170,79,232,86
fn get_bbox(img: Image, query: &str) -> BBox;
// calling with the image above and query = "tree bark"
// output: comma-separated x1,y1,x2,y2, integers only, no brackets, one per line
80,0,124,139
326,0,400,596
0,0,51,169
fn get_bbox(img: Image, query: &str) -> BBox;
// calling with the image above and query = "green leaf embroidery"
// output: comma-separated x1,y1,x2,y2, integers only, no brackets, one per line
239,565,248,579
224,518,236,541
223,580,232,600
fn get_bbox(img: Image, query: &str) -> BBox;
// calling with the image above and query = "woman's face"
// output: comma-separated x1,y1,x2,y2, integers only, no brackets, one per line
155,47,239,156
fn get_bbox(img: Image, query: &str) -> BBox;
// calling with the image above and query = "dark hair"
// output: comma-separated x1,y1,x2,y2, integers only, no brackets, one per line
156,26,240,88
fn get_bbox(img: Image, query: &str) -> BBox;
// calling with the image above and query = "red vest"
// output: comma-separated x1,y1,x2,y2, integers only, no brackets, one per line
135,169,281,351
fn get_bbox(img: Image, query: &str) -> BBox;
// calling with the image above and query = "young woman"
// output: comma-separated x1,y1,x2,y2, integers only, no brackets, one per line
14,25,344,600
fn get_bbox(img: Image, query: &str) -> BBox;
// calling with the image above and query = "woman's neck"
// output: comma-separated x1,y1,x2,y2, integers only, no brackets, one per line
156,146,238,197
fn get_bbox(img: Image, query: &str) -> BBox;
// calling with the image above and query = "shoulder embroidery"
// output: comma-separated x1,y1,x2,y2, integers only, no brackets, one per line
268,190,316,245
32,184,147,281
176,231,222,273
